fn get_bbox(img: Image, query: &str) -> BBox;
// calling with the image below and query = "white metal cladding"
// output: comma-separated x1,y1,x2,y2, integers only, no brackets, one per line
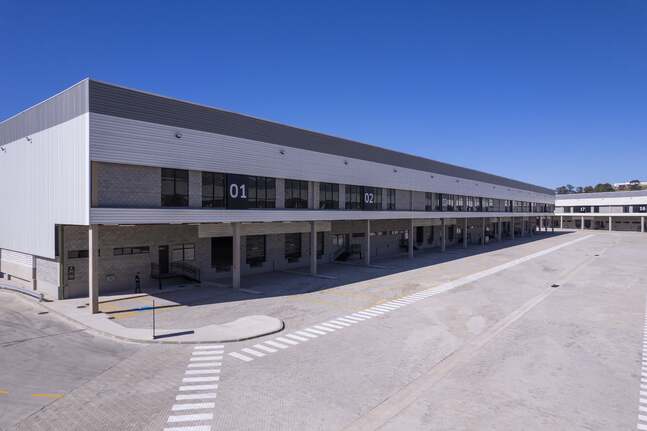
198,221,331,237
89,113,554,205
0,249,33,266
556,196,647,207
90,207,551,225
0,114,89,259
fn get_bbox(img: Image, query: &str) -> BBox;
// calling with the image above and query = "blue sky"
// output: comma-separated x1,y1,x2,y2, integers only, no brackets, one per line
2,1,646,189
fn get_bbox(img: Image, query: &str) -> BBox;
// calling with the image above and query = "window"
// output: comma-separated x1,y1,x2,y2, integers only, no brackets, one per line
425,192,433,211
434,193,442,211
593,206,600,213
202,171,226,208
623,205,631,213
246,235,266,266
161,168,189,207
455,195,465,211
332,234,345,248
285,179,309,208
247,176,276,208
68,250,88,259
345,185,362,210
113,246,150,256
285,233,302,262
319,183,339,209
387,189,396,210
172,244,195,262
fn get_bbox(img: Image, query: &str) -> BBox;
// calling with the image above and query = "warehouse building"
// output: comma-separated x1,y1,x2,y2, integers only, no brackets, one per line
0,79,555,313
555,190,647,232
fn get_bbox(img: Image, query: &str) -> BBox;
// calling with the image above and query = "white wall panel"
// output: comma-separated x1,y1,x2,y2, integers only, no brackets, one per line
556,196,647,207
89,113,553,205
0,114,89,259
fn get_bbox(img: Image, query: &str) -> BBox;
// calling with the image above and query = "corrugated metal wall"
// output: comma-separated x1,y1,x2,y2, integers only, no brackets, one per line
0,114,89,259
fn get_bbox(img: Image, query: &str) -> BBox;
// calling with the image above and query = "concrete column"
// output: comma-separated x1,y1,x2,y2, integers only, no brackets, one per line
581,215,584,230
441,218,446,252
642,216,645,233
310,221,317,275
408,219,414,258
232,222,241,289
609,216,612,232
481,217,485,246
463,218,468,248
511,218,515,240
497,218,502,242
365,220,371,265
89,224,99,314
560,216,563,229
529,218,534,236
539,216,544,230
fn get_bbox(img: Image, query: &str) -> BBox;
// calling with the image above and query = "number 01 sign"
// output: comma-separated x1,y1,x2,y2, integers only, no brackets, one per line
226,174,250,209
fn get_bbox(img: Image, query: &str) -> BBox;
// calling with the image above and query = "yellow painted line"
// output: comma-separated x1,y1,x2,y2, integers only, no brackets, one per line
0,389,8,395
31,393,64,399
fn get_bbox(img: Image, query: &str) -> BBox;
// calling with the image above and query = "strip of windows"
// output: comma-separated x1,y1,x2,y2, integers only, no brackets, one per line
285,179,309,208
345,185,383,210
247,176,276,208
387,189,396,210
113,246,150,256
172,243,195,262
319,183,339,209
246,235,266,267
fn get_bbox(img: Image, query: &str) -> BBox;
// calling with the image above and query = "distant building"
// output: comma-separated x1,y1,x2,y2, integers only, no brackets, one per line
613,180,647,190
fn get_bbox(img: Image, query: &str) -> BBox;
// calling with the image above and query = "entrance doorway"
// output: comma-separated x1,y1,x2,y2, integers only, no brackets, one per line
416,226,424,245
158,245,169,274
211,237,233,271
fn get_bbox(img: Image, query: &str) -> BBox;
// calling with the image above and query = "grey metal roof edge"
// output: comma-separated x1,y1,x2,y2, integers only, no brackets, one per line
0,79,89,146
555,190,647,200
87,79,554,196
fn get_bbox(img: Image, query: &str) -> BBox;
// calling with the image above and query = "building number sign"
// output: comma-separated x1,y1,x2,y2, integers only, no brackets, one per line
364,192,374,204
226,174,250,209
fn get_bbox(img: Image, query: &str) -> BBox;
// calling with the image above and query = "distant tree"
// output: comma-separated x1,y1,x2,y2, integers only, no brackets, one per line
575,186,584,193
629,179,642,191
555,186,570,194
593,183,615,192
566,184,575,193
583,186,594,193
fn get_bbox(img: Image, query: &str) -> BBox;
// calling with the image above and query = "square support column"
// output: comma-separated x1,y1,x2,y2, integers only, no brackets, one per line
609,216,612,232
365,220,371,266
497,218,502,242
581,215,584,230
560,216,563,229
642,216,645,233
310,221,317,275
232,222,241,289
511,219,515,240
89,224,99,314
481,217,485,246
441,218,446,252
408,219,414,258
463,218,468,248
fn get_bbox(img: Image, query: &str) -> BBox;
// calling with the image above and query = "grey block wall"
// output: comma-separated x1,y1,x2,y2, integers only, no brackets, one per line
395,189,411,210
93,162,161,208
189,170,202,208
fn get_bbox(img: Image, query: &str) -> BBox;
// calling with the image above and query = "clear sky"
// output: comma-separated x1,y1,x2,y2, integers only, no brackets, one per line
2,1,646,189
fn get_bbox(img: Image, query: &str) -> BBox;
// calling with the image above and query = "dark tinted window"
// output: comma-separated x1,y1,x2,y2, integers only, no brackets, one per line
161,168,189,207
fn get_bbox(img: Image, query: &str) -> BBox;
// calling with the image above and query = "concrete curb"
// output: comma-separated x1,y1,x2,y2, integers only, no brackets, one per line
0,282,44,301
2,287,284,345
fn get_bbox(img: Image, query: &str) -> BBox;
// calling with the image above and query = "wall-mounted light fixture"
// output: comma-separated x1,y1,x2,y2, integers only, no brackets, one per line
279,149,285,155
175,131,183,139
0,146,6,153
393,168,398,173
343,160,349,166
25,136,32,142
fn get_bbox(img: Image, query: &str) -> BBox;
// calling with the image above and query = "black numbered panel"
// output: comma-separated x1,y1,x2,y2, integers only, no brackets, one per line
226,174,250,209
635,205,647,213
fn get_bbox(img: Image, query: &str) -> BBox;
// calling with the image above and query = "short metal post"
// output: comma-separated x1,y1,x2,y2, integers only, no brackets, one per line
152,299,156,339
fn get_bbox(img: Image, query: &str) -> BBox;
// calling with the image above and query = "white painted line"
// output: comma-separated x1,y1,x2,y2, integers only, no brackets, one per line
185,369,220,375
372,306,395,312
343,315,365,322
365,309,385,315
190,356,223,362
264,340,289,349
192,350,224,356
253,344,278,353
352,312,373,319
390,300,411,305
376,304,400,310
336,317,358,324
639,414,647,422
303,328,328,336
276,336,300,345
167,413,214,423
321,322,344,330
356,312,377,318
638,423,647,431
194,345,224,350
172,402,215,411
329,320,351,327
228,352,253,362
286,333,309,342
182,376,220,383
241,348,266,357
164,426,212,431
178,384,219,391
188,362,222,368
313,325,336,332
176,393,218,401
295,331,318,338
641,406,647,413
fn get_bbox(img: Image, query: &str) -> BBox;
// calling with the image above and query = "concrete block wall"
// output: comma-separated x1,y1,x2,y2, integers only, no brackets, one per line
93,162,161,208
395,189,411,210
35,256,60,299
189,170,202,208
